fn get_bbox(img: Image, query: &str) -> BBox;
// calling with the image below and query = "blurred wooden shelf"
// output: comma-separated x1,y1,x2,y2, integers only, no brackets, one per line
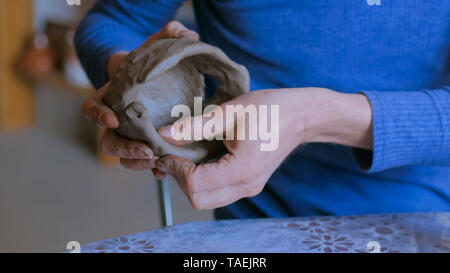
0,0,35,130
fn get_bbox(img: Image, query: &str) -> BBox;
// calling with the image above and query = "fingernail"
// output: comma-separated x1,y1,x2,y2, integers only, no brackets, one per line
159,126,172,138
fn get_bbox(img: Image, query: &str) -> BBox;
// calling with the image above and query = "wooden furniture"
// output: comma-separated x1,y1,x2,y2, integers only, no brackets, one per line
0,0,35,130
0,1,120,165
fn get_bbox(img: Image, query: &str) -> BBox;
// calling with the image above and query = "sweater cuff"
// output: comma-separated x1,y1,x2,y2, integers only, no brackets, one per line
353,89,450,173
352,91,385,172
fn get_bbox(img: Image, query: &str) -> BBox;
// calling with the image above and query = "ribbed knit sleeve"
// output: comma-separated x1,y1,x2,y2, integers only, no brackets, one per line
353,86,450,172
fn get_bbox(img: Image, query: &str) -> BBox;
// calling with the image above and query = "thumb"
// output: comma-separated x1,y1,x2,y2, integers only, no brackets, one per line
145,21,199,45
158,104,232,145
156,155,196,187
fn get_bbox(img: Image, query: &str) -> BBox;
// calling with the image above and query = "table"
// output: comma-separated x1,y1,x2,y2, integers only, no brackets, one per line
80,212,450,253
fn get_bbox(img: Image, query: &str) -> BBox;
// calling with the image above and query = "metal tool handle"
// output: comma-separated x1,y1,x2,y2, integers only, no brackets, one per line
157,177,173,227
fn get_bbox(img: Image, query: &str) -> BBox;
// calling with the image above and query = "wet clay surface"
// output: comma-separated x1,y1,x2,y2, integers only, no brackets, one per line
103,38,250,163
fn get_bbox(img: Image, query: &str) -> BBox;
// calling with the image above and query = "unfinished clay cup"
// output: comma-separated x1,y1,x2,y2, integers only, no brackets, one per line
103,38,250,163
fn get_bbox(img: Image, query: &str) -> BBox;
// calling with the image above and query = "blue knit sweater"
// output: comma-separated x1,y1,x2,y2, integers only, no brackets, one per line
75,0,450,218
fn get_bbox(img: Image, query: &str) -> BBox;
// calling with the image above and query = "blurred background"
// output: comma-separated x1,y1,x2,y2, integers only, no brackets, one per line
0,0,212,253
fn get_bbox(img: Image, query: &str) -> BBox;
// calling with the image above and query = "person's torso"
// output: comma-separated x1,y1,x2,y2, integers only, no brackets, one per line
192,0,450,217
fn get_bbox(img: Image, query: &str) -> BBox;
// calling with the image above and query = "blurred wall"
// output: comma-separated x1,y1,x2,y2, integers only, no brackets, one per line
0,0,211,253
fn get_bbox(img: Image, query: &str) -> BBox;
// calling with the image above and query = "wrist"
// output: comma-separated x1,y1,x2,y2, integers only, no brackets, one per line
302,89,373,150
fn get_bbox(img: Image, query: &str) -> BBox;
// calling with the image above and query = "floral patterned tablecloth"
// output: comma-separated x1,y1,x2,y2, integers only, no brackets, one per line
81,212,450,253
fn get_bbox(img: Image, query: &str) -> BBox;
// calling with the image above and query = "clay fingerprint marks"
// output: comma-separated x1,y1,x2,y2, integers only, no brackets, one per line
107,38,249,110
104,38,250,162
137,39,196,83
190,50,250,98
123,97,210,162
142,38,250,96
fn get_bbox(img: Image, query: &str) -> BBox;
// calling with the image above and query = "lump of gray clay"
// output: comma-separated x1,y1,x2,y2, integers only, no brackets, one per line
103,38,250,163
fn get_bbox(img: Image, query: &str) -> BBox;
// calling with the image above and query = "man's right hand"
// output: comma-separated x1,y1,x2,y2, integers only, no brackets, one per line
81,21,199,179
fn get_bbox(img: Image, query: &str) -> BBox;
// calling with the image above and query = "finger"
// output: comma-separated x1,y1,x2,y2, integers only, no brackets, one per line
173,28,199,41
158,104,231,146
158,123,195,146
156,152,246,193
156,154,264,210
81,82,119,128
120,158,157,171
155,155,196,193
187,182,262,210
100,129,154,159
162,21,199,40
92,103,119,128
145,21,199,45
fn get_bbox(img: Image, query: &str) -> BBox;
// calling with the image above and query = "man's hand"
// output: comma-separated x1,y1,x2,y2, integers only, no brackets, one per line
154,88,372,210
81,21,199,179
